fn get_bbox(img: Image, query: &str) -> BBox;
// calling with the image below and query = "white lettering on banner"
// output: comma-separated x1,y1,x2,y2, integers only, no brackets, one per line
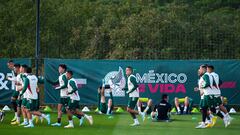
0,72,15,90
136,70,187,84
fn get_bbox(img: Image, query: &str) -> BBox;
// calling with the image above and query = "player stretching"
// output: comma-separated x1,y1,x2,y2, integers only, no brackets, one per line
64,70,93,128
123,66,145,126
47,64,69,127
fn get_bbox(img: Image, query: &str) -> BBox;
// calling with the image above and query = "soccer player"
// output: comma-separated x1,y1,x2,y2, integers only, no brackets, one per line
123,66,145,126
207,65,233,127
19,67,50,128
137,98,153,117
6,60,18,122
10,64,22,125
151,94,171,122
46,64,69,126
64,70,93,128
97,85,114,115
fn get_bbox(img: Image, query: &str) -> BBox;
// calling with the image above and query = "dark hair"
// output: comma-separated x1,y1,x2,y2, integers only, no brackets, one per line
200,64,208,69
8,60,14,63
14,63,20,68
67,70,73,75
207,65,214,70
21,64,28,72
162,94,168,100
26,67,32,73
126,66,133,71
59,64,67,70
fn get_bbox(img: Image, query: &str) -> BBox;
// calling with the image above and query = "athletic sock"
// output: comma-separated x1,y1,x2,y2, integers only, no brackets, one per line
177,107,180,112
183,106,187,112
144,106,149,113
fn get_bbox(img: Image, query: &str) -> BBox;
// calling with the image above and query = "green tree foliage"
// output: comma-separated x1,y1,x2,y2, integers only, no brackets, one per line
0,0,240,59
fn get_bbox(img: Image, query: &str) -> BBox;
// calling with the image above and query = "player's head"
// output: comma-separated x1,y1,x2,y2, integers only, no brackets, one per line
162,94,169,102
14,63,20,73
126,66,133,76
7,60,14,69
58,64,67,74
20,64,28,73
199,64,207,76
26,67,32,74
66,70,73,80
207,65,214,73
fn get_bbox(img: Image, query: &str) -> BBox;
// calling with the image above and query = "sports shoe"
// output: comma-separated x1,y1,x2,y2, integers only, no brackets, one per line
24,124,34,128
20,121,28,126
64,124,74,128
130,122,140,126
227,116,233,127
51,122,61,127
195,123,206,129
87,116,93,125
11,121,20,125
223,117,229,128
211,116,217,127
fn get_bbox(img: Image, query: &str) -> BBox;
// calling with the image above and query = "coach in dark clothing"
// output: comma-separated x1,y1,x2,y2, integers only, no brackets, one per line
151,94,172,121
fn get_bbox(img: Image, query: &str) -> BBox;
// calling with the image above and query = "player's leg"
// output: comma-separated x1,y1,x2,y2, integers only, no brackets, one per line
24,99,34,128
97,88,101,112
174,97,181,114
20,98,28,126
100,88,107,114
51,100,63,126
106,90,114,115
10,91,19,122
183,97,189,114
143,99,153,113
127,97,141,126
64,108,74,128
30,99,50,125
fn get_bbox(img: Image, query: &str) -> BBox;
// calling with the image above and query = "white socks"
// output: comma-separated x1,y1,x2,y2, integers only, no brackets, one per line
183,106,187,112
134,119,139,124
177,107,180,112
144,106,149,113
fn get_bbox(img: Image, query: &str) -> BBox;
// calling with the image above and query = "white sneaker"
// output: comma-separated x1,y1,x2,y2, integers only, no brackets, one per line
195,123,206,129
64,124,74,128
87,116,93,125
20,122,28,126
130,122,140,126
45,114,51,125
51,122,61,127
227,117,233,127
140,112,146,122
24,124,34,128
79,117,85,126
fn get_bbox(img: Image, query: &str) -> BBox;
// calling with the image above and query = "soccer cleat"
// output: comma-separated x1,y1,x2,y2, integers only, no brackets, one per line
20,121,28,126
45,114,51,125
64,124,74,128
24,124,34,128
205,123,213,128
51,122,61,127
79,117,85,126
87,116,93,125
195,123,206,129
11,121,20,125
140,112,146,122
11,117,17,122
130,122,140,126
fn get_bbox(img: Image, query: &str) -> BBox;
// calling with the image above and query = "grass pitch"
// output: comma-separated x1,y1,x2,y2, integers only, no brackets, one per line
0,111,239,135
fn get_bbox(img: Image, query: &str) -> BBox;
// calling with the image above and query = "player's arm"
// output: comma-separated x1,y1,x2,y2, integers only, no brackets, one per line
126,76,138,94
19,77,29,97
67,80,78,94
46,77,59,85
201,74,210,88
55,75,68,90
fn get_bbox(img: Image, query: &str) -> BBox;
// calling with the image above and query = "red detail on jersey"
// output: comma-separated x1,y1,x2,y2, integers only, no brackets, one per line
27,85,33,94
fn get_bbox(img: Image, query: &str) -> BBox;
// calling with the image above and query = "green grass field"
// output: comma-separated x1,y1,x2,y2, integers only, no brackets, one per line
0,112,239,135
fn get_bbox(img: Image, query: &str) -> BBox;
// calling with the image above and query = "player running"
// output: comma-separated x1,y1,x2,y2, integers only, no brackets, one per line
46,64,69,127
123,66,145,126
18,67,50,128
64,70,93,128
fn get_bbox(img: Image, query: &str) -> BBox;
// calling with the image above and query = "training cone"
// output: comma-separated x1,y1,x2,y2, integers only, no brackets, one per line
116,107,124,113
94,108,99,112
2,105,11,111
82,106,90,112
191,108,199,113
229,108,237,114
43,106,52,112
170,108,176,113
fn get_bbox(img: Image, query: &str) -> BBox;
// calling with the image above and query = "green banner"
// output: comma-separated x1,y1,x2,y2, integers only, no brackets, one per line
44,59,240,105
0,58,31,104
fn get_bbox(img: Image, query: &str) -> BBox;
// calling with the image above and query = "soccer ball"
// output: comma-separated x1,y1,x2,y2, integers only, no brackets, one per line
0,110,5,122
